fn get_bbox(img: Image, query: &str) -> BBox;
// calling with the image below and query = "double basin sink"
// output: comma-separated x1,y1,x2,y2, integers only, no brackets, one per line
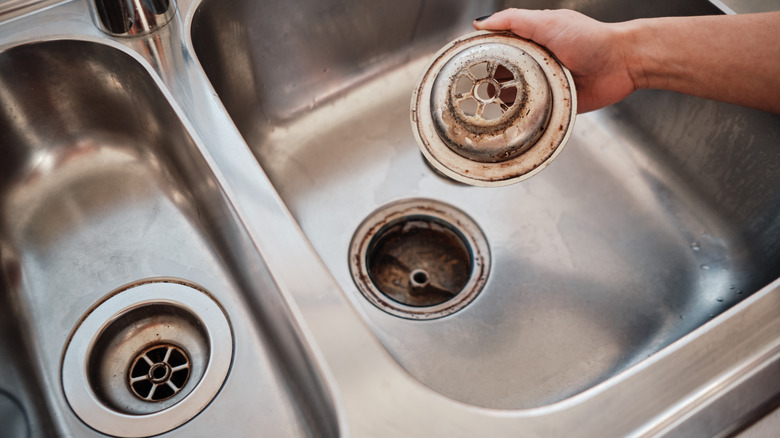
0,0,778,436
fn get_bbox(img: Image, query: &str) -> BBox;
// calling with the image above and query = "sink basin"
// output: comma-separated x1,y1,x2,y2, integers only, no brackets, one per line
191,0,780,409
0,0,776,436
0,39,333,436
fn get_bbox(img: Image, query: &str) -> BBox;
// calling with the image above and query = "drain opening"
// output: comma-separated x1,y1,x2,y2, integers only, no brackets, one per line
367,216,472,307
62,280,233,438
350,199,490,320
129,344,191,402
410,269,431,288
84,303,209,416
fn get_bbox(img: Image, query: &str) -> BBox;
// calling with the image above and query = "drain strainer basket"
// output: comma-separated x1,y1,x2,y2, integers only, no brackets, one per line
411,31,576,186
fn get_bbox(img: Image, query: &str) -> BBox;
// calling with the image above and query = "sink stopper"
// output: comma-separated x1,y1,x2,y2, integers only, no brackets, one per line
411,31,576,186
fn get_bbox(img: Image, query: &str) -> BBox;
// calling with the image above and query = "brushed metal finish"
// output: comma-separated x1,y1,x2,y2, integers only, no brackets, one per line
709,0,780,14
192,0,780,410
0,35,323,437
0,0,777,437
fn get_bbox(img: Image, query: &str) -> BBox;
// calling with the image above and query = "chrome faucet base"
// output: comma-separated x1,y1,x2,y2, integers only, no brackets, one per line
88,0,176,37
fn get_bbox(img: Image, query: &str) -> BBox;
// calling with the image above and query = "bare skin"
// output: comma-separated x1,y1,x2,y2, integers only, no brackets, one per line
474,9,780,114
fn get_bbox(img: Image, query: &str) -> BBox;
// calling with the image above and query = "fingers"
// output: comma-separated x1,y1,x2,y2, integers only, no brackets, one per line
472,9,633,113
473,9,546,41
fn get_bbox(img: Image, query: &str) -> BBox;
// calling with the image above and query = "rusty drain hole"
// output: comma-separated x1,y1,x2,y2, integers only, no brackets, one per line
410,269,431,288
350,199,490,320
367,217,471,307
129,344,190,402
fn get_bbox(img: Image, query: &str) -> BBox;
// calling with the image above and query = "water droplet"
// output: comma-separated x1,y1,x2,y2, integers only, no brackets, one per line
679,314,685,319
700,264,711,270
716,297,723,302
737,290,743,295
730,285,735,290
690,241,701,251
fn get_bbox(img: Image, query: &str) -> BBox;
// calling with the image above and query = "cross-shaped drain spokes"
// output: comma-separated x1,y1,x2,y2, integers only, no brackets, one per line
128,344,191,402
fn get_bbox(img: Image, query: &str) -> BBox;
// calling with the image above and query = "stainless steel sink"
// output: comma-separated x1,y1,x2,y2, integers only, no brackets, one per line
0,0,778,436
0,37,334,437
191,0,780,410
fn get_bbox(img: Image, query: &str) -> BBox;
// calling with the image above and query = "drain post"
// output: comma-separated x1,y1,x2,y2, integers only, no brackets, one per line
129,344,191,402
409,269,431,290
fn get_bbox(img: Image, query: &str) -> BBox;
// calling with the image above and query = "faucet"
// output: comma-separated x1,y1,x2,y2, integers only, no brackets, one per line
88,0,176,36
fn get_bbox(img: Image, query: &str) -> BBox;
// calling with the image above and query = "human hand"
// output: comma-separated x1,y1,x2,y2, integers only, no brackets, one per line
474,9,638,113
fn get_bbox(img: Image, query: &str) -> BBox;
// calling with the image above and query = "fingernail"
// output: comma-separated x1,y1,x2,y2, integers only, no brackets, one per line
475,15,492,22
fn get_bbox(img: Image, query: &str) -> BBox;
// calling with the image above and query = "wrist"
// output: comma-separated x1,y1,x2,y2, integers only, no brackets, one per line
614,19,652,92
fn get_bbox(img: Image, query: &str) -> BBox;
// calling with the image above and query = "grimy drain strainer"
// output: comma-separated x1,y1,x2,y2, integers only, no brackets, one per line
411,31,576,186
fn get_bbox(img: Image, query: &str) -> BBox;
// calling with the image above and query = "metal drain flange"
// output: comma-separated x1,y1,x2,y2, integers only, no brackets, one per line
349,199,490,320
412,31,576,186
62,280,233,438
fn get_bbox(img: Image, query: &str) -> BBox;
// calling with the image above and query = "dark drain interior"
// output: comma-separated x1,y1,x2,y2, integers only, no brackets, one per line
367,217,473,307
350,199,490,320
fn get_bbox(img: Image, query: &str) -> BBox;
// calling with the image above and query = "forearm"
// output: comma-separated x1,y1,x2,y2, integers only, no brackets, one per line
620,12,780,113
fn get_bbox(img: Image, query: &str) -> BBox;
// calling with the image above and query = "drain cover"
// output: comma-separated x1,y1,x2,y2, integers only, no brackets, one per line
411,31,576,186
350,199,490,320
61,280,233,438
129,344,191,402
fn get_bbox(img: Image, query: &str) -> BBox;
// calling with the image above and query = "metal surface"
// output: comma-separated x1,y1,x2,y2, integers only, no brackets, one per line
0,391,28,438
708,0,780,14
87,0,176,36
0,32,321,437
193,0,779,409
190,0,780,434
412,31,575,186
0,0,778,437
0,0,62,21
